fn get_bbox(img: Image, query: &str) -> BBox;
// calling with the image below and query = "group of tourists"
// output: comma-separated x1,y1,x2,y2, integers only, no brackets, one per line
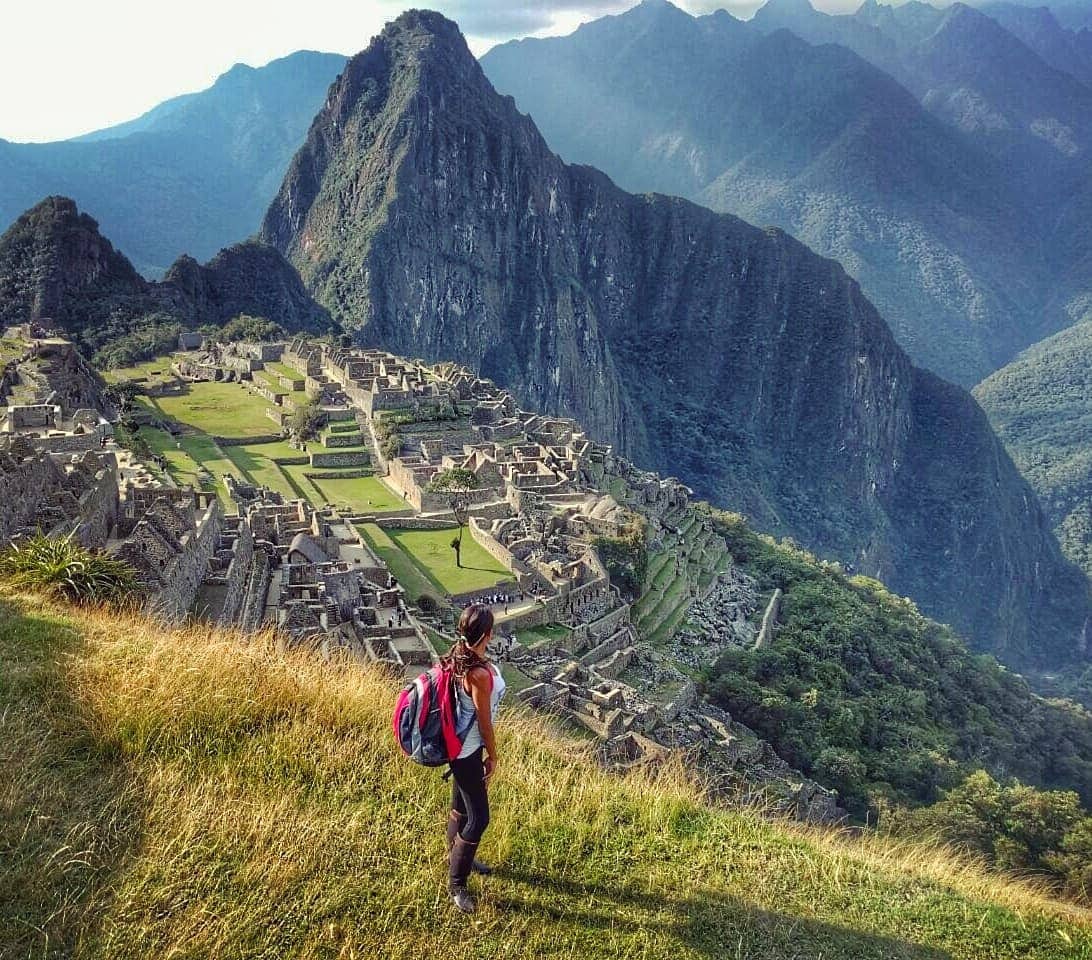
460,589,525,615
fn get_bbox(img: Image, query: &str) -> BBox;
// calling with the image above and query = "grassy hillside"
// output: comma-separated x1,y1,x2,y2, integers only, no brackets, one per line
1,589,1089,958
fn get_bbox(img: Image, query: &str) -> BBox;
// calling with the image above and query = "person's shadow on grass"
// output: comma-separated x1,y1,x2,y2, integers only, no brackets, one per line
488,866,953,960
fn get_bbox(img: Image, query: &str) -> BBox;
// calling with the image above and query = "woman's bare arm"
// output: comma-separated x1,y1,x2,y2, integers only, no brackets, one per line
468,667,498,778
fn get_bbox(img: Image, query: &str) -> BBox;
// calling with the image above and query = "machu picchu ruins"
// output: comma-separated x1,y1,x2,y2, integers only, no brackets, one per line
0,325,839,822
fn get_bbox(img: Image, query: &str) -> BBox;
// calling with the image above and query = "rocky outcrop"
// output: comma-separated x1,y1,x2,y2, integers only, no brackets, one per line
159,241,330,332
0,197,329,347
0,196,156,330
261,10,1090,666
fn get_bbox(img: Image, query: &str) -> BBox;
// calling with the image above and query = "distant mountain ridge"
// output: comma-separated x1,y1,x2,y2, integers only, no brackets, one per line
262,9,1091,667
0,51,347,277
481,0,1092,386
978,1,1092,84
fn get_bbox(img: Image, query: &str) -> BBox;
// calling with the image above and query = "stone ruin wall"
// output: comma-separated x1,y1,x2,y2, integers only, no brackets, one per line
0,451,64,542
239,550,271,631
374,516,459,531
31,432,102,454
310,450,369,469
215,521,256,627
150,500,226,622
65,458,120,548
467,517,544,592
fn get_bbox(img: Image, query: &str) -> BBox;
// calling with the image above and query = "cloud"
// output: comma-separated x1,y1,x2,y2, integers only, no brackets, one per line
438,1,636,38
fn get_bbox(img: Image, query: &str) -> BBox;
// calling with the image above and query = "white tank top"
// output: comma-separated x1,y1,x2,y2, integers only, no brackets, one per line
455,663,506,759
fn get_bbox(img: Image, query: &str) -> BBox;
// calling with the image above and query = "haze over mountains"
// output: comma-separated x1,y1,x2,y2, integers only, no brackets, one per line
5,0,1092,388
481,0,1092,386
260,9,1090,667
0,51,346,277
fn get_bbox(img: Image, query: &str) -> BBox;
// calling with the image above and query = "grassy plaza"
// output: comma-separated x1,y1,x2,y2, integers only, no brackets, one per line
386,528,510,595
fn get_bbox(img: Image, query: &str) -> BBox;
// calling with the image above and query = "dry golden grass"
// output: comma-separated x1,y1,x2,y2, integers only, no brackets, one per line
1,589,1089,959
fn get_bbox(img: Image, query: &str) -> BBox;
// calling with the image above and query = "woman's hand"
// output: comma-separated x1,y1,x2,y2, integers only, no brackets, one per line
484,754,498,782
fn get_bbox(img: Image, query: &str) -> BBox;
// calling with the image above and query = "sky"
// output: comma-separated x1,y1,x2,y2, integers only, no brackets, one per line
0,0,868,143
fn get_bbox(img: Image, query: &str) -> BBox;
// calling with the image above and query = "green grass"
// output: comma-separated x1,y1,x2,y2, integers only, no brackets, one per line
222,446,298,501
129,391,293,503
0,335,29,365
136,427,241,500
235,440,307,462
100,354,177,384
143,382,275,438
253,370,289,396
310,474,406,514
517,623,573,649
328,421,361,434
358,523,439,603
387,528,510,594
263,360,306,383
278,464,327,505
1,588,1088,959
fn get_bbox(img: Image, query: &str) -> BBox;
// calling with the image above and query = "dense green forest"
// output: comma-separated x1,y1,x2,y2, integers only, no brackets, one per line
975,315,1092,577
698,508,1092,900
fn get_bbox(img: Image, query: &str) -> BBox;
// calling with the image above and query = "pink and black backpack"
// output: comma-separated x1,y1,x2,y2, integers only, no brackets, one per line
392,662,492,766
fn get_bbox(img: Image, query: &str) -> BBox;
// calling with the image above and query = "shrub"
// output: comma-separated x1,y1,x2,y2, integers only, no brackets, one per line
287,398,324,441
92,315,181,368
416,593,440,614
207,314,285,344
0,535,136,605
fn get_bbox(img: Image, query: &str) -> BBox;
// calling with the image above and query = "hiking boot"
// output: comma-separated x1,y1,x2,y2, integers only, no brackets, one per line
446,810,492,875
448,835,480,914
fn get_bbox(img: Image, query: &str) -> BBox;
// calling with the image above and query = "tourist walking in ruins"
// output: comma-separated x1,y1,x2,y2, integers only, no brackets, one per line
443,604,505,914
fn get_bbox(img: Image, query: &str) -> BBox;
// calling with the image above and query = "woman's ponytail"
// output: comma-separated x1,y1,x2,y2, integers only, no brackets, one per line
442,603,494,682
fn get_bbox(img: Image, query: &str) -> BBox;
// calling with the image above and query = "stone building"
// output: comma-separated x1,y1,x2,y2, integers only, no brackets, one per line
109,492,224,621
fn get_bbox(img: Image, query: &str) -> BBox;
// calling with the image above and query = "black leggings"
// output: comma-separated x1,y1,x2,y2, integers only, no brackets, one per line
450,747,490,843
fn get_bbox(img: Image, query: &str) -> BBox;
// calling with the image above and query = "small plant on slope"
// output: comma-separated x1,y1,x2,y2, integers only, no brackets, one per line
0,534,136,604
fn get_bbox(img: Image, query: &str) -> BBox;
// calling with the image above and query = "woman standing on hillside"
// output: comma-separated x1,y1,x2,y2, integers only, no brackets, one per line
444,604,505,914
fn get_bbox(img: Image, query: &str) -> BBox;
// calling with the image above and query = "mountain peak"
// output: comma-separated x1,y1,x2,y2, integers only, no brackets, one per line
380,8,465,45
261,9,1090,662
755,0,820,18
0,195,151,334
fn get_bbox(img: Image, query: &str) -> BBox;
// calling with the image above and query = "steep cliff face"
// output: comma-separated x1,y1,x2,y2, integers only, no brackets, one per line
262,10,1089,665
480,3,1053,387
0,197,328,349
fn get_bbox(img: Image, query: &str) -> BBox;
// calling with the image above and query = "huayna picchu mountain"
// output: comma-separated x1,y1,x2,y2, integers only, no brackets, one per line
0,196,329,353
260,10,1090,667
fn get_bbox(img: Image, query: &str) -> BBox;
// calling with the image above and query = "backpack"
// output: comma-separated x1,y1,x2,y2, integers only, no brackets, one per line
392,662,493,766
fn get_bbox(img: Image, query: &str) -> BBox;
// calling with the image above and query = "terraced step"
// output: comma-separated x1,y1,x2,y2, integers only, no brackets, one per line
677,512,697,539
632,583,664,623
645,549,673,587
638,576,690,637
648,596,696,646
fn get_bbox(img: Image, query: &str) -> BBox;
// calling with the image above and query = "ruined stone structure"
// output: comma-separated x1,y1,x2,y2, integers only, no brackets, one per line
0,440,119,547
110,491,224,621
0,334,846,821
